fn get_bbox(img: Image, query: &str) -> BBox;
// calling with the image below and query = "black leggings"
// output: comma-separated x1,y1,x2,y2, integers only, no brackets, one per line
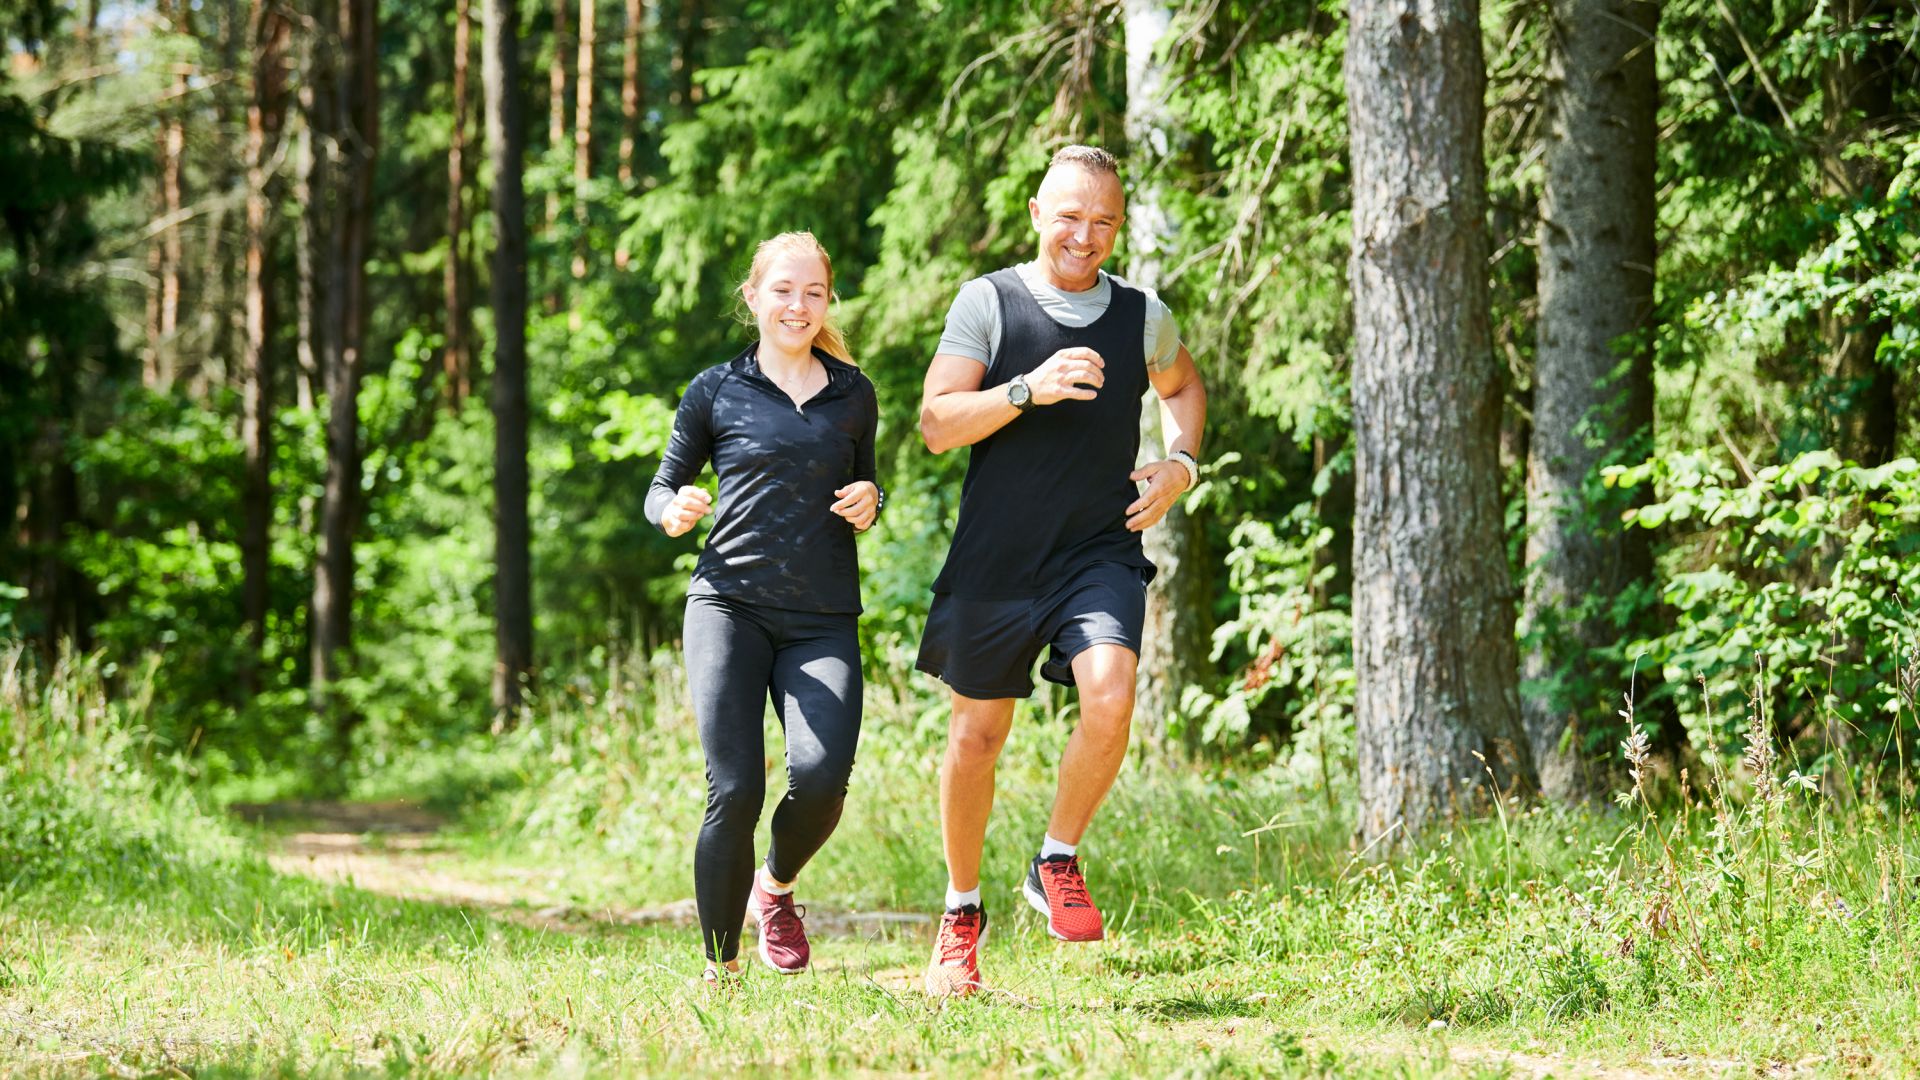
684,593,862,962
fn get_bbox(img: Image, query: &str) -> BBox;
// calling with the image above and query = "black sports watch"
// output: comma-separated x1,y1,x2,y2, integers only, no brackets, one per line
1007,374,1035,413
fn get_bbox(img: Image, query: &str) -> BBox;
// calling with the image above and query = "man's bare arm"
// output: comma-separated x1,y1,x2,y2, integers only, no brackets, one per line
919,347,1107,454
1125,346,1208,531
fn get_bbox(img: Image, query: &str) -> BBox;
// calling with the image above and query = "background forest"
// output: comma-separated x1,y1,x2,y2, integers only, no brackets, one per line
4,0,1920,1072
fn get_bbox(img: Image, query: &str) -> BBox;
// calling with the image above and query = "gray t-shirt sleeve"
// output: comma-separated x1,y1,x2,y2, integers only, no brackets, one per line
1142,289,1183,375
934,277,1001,366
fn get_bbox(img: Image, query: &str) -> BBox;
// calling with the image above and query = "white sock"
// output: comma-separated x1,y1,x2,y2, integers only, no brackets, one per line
759,866,794,896
1040,834,1077,859
945,884,982,911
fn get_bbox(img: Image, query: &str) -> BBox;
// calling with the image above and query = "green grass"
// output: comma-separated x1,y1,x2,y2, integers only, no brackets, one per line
3,645,1918,1076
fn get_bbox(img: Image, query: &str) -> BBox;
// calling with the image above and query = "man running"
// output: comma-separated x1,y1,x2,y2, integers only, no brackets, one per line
916,145,1208,996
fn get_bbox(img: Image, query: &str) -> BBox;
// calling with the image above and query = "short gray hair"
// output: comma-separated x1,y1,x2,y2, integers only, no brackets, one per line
1049,145,1119,176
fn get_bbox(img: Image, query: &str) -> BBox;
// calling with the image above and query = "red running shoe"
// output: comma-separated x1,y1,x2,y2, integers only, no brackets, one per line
923,904,988,997
749,877,810,974
1023,853,1104,941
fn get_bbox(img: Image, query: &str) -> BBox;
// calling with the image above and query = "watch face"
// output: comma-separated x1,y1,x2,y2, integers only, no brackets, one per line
1009,379,1031,407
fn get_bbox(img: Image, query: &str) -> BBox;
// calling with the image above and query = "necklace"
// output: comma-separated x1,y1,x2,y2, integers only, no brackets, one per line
764,357,824,403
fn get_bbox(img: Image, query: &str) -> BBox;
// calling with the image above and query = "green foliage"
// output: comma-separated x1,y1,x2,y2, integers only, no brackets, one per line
1181,501,1354,784
1612,449,1920,772
0,647,245,897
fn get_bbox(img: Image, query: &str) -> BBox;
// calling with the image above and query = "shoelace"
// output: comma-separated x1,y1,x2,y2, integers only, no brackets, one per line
763,894,807,937
1043,858,1092,908
937,912,981,964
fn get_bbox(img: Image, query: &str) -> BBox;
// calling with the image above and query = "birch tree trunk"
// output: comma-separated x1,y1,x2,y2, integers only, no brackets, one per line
1124,0,1211,749
1346,0,1532,847
486,0,535,717
1520,0,1657,801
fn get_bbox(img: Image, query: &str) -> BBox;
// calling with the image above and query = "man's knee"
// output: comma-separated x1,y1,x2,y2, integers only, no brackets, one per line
1076,664,1137,728
948,702,1014,767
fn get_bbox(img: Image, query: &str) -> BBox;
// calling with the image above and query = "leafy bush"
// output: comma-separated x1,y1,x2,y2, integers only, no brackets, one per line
1611,449,1920,780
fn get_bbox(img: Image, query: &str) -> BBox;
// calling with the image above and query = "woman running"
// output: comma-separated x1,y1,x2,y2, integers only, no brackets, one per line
646,232,881,982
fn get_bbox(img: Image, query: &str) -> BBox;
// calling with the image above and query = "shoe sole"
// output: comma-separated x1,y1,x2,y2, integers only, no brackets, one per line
1022,876,1104,942
923,925,989,998
755,925,808,975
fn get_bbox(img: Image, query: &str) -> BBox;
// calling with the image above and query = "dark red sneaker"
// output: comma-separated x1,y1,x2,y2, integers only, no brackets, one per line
749,878,810,974
1023,853,1104,941
923,904,988,997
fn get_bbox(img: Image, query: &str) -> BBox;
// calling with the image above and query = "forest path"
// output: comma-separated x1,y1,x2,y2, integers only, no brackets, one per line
230,799,930,939
230,800,1733,1079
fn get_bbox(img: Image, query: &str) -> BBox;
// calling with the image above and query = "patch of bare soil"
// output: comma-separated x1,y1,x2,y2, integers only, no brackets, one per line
244,800,929,939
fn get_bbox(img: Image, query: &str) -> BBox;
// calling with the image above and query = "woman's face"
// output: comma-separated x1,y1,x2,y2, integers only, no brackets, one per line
745,251,831,354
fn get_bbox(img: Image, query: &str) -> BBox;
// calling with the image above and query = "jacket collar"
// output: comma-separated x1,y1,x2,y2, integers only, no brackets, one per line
731,343,858,389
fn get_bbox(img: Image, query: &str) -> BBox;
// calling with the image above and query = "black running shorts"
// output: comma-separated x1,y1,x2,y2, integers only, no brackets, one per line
915,561,1151,700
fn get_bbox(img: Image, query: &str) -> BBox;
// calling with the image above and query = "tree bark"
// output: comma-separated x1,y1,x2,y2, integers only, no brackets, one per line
546,0,569,231
617,0,642,187
1822,0,1897,468
669,0,702,112
242,0,292,695
294,0,333,415
1124,0,1211,750
485,0,534,716
614,0,642,269
152,0,188,388
571,0,595,280
1346,0,1532,848
310,0,378,739
1520,0,1658,801
446,0,474,406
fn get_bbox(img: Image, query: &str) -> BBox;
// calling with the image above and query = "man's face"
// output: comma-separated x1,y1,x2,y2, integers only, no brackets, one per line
1029,164,1125,292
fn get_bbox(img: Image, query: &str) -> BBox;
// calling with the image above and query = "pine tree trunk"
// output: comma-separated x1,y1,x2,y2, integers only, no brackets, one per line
294,0,333,415
242,0,292,695
310,0,378,742
446,0,473,406
152,0,188,388
1346,0,1532,847
571,0,595,280
1822,0,1897,468
546,0,568,231
1124,0,1210,750
485,0,534,717
614,0,642,269
1521,0,1657,802
617,0,641,188
669,0,702,112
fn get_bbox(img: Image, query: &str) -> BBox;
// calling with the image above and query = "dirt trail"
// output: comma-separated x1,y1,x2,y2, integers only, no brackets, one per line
237,801,1750,1078
234,799,930,938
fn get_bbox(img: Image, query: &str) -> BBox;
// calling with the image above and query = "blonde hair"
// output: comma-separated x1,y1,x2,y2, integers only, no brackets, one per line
739,231,854,364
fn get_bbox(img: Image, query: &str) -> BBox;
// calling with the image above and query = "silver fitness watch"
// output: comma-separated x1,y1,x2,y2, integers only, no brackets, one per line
1007,374,1035,413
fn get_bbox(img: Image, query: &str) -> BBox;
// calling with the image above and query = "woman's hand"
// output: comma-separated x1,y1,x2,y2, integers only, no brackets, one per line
831,481,879,532
660,485,714,537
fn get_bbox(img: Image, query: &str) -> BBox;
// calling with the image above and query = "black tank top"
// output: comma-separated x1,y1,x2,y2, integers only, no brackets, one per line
931,268,1156,599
